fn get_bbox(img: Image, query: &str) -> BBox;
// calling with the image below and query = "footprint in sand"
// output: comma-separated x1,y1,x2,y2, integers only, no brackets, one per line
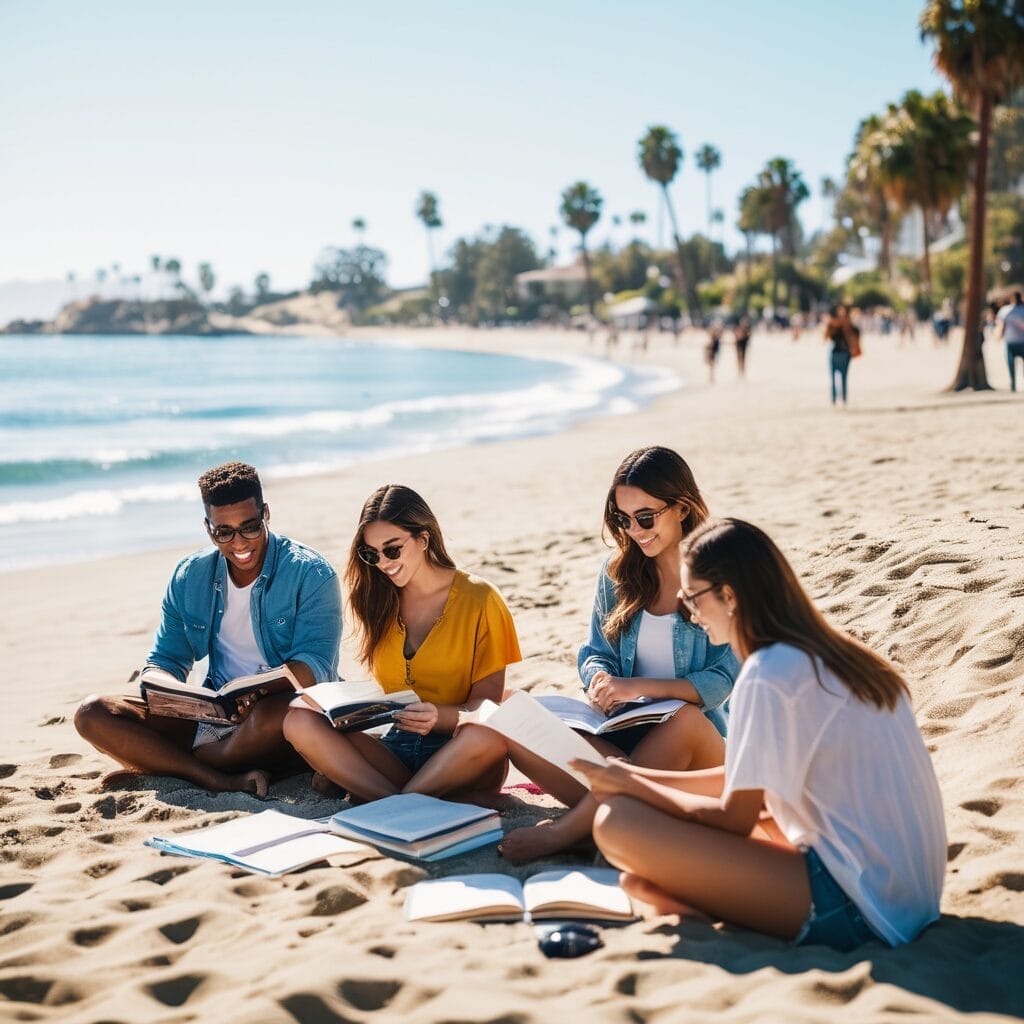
961,797,1002,818
338,978,402,1012
0,882,33,901
146,974,205,1008
0,977,54,1005
48,753,82,768
159,915,203,945
310,882,369,916
0,765,16,780
72,924,117,947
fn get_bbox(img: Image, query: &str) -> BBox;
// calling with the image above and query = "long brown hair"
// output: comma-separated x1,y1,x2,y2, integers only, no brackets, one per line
602,446,708,643
344,485,456,667
682,518,907,709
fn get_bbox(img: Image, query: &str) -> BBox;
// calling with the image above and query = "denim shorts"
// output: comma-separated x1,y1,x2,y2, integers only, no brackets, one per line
795,848,880,952
379,727,451,774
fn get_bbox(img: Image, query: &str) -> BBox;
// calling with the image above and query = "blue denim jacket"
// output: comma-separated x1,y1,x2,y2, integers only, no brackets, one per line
147,531,342,688
577,561,738,736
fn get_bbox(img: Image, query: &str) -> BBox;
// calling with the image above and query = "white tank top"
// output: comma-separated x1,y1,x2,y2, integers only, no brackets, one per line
214,576,267,686
633,610,677,680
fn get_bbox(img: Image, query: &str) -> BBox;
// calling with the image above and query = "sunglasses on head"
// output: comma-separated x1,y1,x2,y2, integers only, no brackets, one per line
609,502,673,532
357,536,414,565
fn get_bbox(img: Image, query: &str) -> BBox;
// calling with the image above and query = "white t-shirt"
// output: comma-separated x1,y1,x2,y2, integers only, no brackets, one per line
633,610,677,680
997,302,1024,343
723,642,945,946
214,576,267,687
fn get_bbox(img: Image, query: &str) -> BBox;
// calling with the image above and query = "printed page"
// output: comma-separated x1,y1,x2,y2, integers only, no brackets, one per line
523,867,634,920
233,831,367,876
404,873,526,922
464,691,608,787
220,664,300,697
149,809,327,858
292,681,419,713
534,694,607,733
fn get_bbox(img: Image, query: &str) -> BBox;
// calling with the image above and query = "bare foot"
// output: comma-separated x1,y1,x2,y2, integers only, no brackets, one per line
234,769,270,799
498,819,593,864
620,872,711,920
311,771,347,799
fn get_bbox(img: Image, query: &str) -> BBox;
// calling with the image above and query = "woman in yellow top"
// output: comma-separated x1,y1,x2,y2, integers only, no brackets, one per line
283,484,522,802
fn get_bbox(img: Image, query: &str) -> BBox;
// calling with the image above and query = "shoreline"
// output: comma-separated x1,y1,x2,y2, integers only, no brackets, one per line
2,324,1023,1022
0,329,679,574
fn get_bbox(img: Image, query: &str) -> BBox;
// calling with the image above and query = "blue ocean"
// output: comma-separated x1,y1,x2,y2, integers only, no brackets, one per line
0,334,677,571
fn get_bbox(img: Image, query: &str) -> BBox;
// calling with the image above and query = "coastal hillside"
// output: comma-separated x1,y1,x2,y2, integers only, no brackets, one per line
1,291,350,337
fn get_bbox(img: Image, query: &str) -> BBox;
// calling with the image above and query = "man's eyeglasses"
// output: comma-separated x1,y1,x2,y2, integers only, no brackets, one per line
357,537,413,566
609,503,672,532
679,584,717,614
206,510,266,545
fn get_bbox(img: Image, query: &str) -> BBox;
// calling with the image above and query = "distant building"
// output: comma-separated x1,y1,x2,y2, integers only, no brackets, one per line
515,260,589,303
608,295,657,329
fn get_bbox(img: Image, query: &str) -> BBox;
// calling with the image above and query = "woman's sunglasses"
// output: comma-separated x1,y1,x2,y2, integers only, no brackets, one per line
357,537,413,565
609,502,672,532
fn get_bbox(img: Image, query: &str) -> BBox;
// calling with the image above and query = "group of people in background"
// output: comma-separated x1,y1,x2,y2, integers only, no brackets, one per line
76,453,946,953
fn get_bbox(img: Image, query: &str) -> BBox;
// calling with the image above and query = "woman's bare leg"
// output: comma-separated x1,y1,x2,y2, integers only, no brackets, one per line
283,708,410,801
403,724,509,797
502,706,723,864
594,796,810,939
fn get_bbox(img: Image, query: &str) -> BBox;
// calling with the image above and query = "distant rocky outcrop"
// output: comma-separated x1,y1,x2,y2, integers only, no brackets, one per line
2,291,351,337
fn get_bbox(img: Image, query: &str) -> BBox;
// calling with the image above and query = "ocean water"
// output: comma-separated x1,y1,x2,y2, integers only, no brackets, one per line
0,334,677,571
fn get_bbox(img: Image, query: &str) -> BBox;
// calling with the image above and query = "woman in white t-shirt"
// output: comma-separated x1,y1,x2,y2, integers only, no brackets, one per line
573,518,946,950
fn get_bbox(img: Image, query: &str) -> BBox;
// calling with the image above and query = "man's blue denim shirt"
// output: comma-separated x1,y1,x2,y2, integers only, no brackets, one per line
147,531,342,687
577,561,738,736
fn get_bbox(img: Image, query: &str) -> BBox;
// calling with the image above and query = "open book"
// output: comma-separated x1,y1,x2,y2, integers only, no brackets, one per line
139,664,302,723
535,694,684,735
459,691,608,788
290,680,420,732
145,809,366,877
329,793,502,862
404,867,635,923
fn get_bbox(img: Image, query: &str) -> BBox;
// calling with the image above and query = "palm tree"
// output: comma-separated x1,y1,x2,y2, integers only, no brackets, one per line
845,114,898,278
352,217,367,243
755,157,810,308
874,90,974,297
198,262,216,304
696,144,722,274
164,257,182,297
415,191,442,293
738,185,769,311
628,209,647,240
922,0,1024,391
559,181,603,316
638,125,702,320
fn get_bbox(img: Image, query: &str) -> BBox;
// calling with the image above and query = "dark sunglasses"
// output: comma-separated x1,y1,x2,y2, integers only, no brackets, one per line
357,536,413,565
206,508,266,544
609,502,672,532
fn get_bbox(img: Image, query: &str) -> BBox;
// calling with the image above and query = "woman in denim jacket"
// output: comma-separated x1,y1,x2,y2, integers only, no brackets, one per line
411,446,738,863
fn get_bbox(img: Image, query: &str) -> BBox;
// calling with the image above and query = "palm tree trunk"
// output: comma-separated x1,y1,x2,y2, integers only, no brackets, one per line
879,203,893,281
743,232,753,312
920,208,932,295
706,174,715,278
580,239,595,317
950,89,994,392
660,184,703,323
770,234,779,309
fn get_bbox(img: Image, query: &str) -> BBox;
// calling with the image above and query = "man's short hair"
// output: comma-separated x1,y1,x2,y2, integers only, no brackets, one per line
198,462,263,509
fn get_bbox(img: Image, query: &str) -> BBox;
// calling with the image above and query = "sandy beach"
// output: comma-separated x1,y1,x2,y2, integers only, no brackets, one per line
1,323,1022,1023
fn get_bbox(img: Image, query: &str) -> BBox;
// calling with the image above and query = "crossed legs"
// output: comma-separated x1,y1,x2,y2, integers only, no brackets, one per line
74,691,302,796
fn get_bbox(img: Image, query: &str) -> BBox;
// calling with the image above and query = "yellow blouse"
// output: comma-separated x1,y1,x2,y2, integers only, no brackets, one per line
370,570,521,706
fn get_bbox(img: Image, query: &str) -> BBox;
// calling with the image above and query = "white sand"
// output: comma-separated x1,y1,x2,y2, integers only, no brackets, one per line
1,323,1022,1022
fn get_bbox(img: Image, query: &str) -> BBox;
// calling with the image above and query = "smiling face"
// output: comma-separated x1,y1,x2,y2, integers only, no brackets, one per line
680,563,739,652
206,497,269,587
612,484,684,562
361,519,427,589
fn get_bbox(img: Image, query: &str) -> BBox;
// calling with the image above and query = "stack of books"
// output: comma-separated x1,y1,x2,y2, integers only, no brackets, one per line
329,793,502,862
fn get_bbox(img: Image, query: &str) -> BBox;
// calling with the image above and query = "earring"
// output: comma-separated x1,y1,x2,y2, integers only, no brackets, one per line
727,609,734,618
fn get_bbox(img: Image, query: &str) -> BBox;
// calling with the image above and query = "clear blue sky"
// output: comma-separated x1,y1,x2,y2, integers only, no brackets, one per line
0,0,945,296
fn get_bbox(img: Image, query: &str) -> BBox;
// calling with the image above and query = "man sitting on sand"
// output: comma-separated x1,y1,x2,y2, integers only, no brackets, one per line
74,461,342,797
